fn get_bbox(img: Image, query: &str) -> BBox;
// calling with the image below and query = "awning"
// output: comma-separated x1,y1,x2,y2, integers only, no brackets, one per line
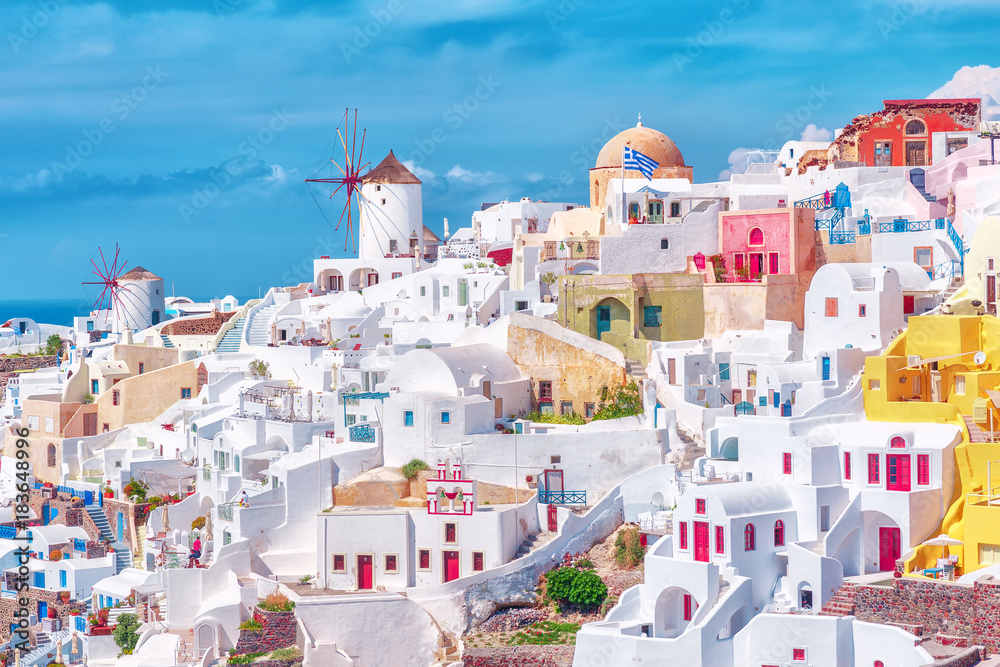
985,390,1000,409
242,449,287,461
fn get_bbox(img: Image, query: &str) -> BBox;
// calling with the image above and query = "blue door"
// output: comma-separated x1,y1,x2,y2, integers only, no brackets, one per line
822,356,831,381
84,490,93,505
33,572,44,588
117,512,124,542
596,306,611,338
42,505,49,525
782,400,792,417
773,392,780,408
60,570,67,588
37,601,46,620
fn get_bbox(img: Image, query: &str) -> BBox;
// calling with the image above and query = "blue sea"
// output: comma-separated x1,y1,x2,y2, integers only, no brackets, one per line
0,296,254,328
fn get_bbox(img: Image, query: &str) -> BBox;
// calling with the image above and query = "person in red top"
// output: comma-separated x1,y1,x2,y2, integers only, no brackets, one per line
188,537,202,568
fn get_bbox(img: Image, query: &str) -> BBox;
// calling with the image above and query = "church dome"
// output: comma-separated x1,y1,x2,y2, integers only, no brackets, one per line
595,121,686,170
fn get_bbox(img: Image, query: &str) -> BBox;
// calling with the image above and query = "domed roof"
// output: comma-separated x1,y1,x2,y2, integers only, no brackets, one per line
595,121,686,170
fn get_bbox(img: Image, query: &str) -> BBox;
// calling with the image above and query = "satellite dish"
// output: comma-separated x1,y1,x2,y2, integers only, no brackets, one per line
975,351,987,366
181,448,195,463
651,492,664,508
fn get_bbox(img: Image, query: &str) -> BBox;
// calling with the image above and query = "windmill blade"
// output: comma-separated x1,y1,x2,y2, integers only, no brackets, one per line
337,127,351,174
351,108,359,178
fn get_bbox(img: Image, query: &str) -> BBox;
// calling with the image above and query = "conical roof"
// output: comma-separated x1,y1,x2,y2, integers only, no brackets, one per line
120,266,163,281
362,150,421,185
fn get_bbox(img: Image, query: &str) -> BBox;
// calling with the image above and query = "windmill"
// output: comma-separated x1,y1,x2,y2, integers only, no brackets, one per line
82,244,143,331
304,109,371,254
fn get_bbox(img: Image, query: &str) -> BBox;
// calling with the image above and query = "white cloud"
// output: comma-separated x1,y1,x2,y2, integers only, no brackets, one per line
402,160,437,182
718,147,751,180
524,173,544,182
800,124,833,142
445,164,501,186
928,64,1000,120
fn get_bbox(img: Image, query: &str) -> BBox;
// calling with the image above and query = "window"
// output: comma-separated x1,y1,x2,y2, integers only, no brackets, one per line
890,436,906,449
384,554,398,573
947,138,969,155
844,452,852,480
539,381,553,400
331,554,346,572
60,570,67,588
825,298,839,317
181,388,191,399
514,300,529,311
719,363,730,381
112,390,120,406
444,523,457,544
670,201,681,217
695,499,706,514
905,119,925,135
441,411,450,424
91,380,99,394
381,198,387,206
660,238,669,250
980,543,1000,564
418,549,431,570
868,453,880,484
585,403,596,418
734,254,745,271
914,246,933,270
560,401,574,416
955,375,966,396
234,455,240,473
392,272,402,280
550,455,561,464
443,286,450,297
869,379,881,390
138,362,144,374
376,184,381,191
917,454,930,485
774,520,785,547
792,648,806,662
47,443,56,467
472,551,484,572
715,525,725,555
782,452,792,475
820,506,830,532
683,594,694,621
744,524,755,551
748,227,764,245
679,522,688,549
420,286,426,296
858,304,867,317
768,252,779,274
403,410,414,427
44,417,54,433
27,415,38,430
647,200,663,222
643,306,662,327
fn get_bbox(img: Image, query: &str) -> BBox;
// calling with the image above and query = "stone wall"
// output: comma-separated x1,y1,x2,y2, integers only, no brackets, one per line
0,355,58,402
161,311,236,336
463,646,574,667
103,499,149,553
0,587,87,643
248,607,296,653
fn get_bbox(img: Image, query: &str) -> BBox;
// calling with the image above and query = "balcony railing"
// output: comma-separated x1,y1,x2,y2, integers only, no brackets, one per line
349,424,377,443
217,503,236,522
829,231,856,245
539,490,587,505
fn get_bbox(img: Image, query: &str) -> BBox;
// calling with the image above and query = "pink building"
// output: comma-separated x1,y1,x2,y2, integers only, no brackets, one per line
718,208,816,281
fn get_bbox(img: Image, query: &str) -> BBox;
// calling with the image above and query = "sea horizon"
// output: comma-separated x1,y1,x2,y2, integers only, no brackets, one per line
0,296,253,328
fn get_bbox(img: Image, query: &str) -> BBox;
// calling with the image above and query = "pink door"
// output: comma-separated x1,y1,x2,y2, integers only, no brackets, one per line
879,527,901,571
886,455,911,492
694,522,710,563
357,555,373,590
443,551,460,582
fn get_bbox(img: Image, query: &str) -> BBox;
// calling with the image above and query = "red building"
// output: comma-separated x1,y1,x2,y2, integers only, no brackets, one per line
833,98,982,168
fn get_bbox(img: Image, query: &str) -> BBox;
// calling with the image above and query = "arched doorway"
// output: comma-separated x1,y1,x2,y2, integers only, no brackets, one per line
591,297,629,342
719,437,738,461
861,510,902,573
195,622,216,654
653,586,697,638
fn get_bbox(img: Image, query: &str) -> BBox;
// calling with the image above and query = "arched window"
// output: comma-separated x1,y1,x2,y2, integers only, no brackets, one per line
890,436,906,449
905,120,925,135
234,455,240,473
874,661,884,667
774,519,785,547
744,524,755,551
749,227,764,246
47,443,56,467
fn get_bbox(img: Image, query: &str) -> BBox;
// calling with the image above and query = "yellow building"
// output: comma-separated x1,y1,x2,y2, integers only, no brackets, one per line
863,314,1000,572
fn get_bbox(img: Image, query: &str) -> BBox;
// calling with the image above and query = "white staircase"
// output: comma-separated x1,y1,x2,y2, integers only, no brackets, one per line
246,305,281,347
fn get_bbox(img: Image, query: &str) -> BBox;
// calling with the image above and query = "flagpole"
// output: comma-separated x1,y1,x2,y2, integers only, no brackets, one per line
621,144,626,226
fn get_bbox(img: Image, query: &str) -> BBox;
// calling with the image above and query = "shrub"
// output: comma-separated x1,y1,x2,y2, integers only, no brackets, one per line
43,334,63,357
270,646,303,660
614,527,646,569
122,479,148,503
525,411,585,425
191,516,206,531
82,394,94,404
49,550,62,562
400,459,430,480
298,574,313,585
259,591,294,612
572,557,594,570
248,359,271,378
112,613,140,656
568,570,607,607
544,567,579,604
238,619,262,631
228,651,265,664
592,381,643,421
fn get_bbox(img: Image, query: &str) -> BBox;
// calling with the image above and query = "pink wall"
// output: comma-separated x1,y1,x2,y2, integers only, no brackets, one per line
720,210,794,276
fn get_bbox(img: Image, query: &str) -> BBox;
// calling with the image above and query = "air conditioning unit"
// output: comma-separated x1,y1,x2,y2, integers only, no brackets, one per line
908,355,921,367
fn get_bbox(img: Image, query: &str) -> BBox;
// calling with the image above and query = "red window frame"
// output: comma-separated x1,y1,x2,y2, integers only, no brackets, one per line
472,552,484,571
418,549,431,569
332,554,345,571
385,554,397,572
890,436,906,448
715,525,725,555
774,520,785,547
782,452,792,475
868,453,880,484
695,498,706,514
538,381,553,400
444,523,457,544
917,454,930,485
844,452,852,480
683,594,693,621
744,524,755,551
679,521,688,549
793,648,806,661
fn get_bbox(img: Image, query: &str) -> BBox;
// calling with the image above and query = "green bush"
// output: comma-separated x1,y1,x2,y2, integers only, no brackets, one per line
43,334,63,357
248,359,271,378
526,411,585,425
112,613,140,656
228,651,265,664
614,527,646,568
592,381,643,421
544,567,579,603
238,619,262,631
400,459,430,480
568,570,607,607
270,646,303,660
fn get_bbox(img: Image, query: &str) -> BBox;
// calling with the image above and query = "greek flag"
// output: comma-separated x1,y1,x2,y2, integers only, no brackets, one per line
623,146,659,180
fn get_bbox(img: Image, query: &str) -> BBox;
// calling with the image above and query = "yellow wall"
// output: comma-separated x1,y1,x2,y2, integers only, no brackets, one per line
95,360,198,432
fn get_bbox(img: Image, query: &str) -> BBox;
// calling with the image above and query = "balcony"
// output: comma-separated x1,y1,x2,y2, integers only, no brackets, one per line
538,490,586,505
349,424,377,443
217,503,236,522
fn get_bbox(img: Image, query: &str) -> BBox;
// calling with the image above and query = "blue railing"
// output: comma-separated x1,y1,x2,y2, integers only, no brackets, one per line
931,260,960,281
539,490,587,505
73,538,86,552
829,231,856,245
349,424,377,443
946,219,965,276
0,526,15,540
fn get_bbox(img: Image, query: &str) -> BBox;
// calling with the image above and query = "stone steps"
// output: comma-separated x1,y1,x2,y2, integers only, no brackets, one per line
818,582,857,617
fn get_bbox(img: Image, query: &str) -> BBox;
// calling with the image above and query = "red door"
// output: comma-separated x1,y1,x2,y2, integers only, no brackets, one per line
443,551,460,582
693,522,710,562
547,504,558,532
879,527,901,571
903,295,915,314
357,555,373,590
886,454,911,491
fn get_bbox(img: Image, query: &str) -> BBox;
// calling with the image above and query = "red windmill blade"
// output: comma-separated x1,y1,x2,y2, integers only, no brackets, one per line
304,108,371,254
82,244,142,329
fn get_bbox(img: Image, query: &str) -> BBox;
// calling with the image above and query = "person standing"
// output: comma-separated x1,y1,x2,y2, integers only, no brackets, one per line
188,536,202,568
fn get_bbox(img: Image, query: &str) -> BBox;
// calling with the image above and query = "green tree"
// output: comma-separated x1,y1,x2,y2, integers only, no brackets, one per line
112,613,141,656
43,335,62,357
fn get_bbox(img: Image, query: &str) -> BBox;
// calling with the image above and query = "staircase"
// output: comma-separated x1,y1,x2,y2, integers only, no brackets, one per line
246,305,281,347
86,505,131,573
772,576,794,613
215,315,246,353
818,582,857,617
23,629,73,665
625,358,647,381
134,524,146,568
963,415,992,443
159,333,174,348
511,531,556,560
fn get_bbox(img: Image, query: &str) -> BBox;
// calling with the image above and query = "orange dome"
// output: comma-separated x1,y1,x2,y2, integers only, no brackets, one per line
595,122,686,170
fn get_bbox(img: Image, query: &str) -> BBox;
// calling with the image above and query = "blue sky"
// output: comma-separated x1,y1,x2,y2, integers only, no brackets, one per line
2,0,999,303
